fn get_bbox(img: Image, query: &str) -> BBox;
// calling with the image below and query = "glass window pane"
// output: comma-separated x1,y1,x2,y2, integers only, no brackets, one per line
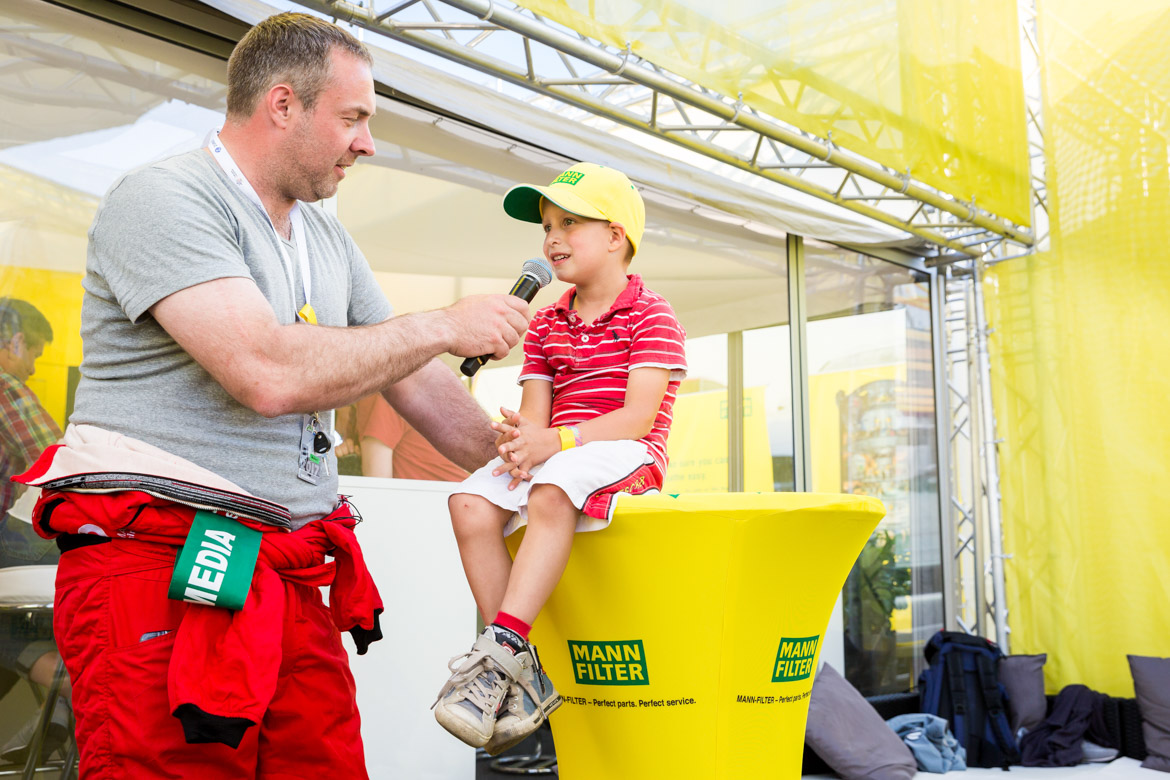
804,240,942,695
334,131,790,481
0,2,225,514
663,333,728,493
744,325,794,492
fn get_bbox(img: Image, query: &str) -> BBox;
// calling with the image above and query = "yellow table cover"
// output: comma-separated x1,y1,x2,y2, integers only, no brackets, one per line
508,491,885,779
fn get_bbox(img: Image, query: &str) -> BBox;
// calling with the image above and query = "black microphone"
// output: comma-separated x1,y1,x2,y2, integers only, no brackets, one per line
460,258,554,377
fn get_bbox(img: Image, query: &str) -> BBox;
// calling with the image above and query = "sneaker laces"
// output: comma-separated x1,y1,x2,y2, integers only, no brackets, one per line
432,648,508,714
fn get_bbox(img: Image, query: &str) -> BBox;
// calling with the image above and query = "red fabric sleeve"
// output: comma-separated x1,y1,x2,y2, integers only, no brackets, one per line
518,313,554,381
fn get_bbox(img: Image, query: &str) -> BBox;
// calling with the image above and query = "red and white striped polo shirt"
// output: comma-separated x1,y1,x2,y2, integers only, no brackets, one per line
518,274,687,476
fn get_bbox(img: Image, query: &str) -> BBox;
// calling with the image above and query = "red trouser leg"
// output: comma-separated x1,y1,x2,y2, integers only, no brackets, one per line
54,541,259,778
53,542,367,779
256,580,367,780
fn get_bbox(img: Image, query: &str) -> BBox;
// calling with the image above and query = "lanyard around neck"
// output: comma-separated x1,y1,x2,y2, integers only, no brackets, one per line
205,130,312,317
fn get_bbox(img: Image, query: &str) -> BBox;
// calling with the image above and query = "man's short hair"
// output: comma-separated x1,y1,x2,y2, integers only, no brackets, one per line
226,12,373,119
0,299,53,347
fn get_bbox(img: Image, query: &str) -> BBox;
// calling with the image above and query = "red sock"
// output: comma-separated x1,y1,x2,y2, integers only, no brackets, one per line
492,610,532,641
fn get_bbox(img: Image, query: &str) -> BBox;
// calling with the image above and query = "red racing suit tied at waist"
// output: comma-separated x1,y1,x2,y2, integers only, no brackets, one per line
31,489,383,743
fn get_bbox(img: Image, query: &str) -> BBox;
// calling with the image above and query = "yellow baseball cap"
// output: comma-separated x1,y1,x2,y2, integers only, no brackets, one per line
503,162,646,257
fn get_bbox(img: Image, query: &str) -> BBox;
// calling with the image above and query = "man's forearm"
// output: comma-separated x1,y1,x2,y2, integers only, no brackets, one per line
382,360,498,473
256,311,451,416
150,278,529,420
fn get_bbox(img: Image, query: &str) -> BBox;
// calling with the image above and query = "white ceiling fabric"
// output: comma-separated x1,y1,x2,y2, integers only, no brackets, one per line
203,0,911,247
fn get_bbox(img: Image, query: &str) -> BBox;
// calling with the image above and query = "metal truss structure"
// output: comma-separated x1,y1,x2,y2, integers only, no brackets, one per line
299,0,1042,262
941,261,1006,649
935,0,1051,652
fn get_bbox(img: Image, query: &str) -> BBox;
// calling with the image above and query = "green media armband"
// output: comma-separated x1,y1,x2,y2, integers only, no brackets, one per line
168,510,262,610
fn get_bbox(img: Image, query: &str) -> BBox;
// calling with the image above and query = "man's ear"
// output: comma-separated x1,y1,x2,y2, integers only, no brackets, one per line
7,331,24,357
265,84,297,127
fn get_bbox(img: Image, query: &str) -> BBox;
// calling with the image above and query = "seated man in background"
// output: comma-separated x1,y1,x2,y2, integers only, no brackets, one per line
0,298,60,516
0,298,70,763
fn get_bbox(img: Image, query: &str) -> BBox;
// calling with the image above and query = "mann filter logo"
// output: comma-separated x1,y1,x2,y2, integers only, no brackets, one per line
569,640,649,685
772,635,820,682
553,170,585,186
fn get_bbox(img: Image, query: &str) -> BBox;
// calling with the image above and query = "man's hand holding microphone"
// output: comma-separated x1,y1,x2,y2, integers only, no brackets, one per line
440,259,553,375
439,293,531,363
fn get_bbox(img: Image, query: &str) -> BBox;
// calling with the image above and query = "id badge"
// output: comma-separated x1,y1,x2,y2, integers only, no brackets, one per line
298,413,326,484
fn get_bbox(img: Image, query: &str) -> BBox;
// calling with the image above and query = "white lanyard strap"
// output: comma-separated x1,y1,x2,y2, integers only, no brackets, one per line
206,130,311,312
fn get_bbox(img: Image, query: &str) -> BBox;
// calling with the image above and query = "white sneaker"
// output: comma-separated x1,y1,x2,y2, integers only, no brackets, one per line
433,630,524,748
485,643,561,756
1081,739,1118,763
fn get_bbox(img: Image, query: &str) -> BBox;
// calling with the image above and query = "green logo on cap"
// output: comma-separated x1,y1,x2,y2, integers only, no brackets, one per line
772,635,820,682
553,171,585,186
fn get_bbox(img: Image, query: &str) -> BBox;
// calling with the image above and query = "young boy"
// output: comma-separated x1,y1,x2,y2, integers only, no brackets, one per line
433,162,687,753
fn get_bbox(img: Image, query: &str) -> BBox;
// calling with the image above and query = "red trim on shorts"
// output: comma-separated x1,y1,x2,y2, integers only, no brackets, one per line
581,460,662,521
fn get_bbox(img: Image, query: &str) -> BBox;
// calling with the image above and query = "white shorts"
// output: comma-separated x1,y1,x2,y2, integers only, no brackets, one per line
454,439,656,536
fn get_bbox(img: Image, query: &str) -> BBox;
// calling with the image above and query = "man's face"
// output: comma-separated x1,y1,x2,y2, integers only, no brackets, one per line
282,50,376,202
2,333,45,383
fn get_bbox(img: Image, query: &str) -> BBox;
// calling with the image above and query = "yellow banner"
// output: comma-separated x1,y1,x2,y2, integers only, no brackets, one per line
515,0,1030,224
664,386,775,493
0,266,84,429
986,0,1170,696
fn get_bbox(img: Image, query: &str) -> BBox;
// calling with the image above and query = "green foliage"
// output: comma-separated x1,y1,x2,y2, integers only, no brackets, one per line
857,530,912,618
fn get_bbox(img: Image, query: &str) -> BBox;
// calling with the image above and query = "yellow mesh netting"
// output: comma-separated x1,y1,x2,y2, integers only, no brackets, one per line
987,0,1170,696
515,0,1031,224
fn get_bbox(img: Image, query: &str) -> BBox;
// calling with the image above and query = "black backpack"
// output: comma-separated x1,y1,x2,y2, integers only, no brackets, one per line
918,630,1021,768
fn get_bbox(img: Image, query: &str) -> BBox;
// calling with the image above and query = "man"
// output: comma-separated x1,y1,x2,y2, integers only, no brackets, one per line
0,298,72,764
0,299,61,519
37,12,528,778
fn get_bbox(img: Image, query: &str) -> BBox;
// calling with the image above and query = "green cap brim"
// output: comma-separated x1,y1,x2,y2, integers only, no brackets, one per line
503,184,608,224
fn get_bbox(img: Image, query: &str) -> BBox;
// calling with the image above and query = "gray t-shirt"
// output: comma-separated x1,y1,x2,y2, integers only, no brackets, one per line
73,148,393,527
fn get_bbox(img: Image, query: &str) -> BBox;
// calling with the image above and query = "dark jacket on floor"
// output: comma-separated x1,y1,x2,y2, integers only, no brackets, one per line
1020,684,1115,766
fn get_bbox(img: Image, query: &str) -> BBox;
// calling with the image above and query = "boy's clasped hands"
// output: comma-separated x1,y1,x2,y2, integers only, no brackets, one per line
491,407,556,488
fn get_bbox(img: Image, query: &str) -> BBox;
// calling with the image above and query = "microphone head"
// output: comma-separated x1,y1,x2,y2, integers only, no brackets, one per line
521,257,554,288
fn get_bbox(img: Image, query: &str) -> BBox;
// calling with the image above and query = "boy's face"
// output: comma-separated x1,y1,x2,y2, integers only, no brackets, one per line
541,201,623,284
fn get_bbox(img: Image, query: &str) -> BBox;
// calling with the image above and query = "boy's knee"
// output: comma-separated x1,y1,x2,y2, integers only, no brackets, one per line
449,494,495,535
449,492,485,516
525,484,574,518
448,493,469,514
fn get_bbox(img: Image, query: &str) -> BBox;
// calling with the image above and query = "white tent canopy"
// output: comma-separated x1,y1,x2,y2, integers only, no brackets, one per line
0,0,913,344
206,0,912,247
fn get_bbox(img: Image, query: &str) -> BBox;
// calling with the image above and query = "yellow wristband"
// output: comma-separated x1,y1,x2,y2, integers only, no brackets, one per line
557,426,577,451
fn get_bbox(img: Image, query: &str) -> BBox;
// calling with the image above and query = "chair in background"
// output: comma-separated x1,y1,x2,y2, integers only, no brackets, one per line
0,564,76,779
